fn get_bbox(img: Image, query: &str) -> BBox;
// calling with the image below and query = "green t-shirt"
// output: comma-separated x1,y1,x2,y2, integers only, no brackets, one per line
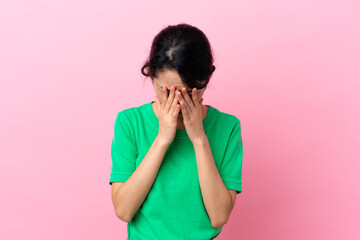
109,101,243,240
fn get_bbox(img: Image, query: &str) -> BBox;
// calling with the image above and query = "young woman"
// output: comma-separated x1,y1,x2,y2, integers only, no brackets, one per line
109,23,243,240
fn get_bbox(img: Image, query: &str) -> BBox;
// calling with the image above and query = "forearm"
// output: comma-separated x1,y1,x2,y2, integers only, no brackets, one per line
115,136,169,221
193,135,232,228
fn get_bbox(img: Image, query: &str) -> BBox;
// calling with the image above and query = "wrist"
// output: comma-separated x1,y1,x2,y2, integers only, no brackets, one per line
191,133,208,147
155,135,171,148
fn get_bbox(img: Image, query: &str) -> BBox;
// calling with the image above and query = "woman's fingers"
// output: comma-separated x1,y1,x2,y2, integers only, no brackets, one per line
155,96,161,112
174,101,181,117
165,86,175,112
181,87,195,112
170,91,180,117
161,86,168,111
191,88,200,109
179,95,191,120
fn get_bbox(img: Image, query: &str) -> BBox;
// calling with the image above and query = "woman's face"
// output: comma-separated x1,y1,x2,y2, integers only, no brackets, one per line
152,69,206,117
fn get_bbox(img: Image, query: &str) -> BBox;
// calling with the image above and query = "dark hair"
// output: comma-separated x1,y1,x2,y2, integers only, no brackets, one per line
141,23,216,90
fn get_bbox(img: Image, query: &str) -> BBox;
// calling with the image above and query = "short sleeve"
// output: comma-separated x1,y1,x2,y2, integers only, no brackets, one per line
219,119,243,194
109,112,138,185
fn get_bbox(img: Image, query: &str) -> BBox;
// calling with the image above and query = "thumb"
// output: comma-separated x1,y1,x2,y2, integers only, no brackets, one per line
155,96,161,111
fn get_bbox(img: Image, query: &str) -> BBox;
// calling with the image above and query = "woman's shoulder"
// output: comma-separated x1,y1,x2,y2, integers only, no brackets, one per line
115,102,149,120
210,105,240,125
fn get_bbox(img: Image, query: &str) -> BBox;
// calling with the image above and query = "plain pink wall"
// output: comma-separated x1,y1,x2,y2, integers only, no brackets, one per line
1,0,359,239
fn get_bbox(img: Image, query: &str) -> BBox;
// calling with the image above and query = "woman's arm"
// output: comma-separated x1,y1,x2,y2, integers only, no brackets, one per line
112,136,170,222
193,135,234,228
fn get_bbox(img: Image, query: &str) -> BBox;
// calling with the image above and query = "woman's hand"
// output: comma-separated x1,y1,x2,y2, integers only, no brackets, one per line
176,87,206,144
155,86,181,145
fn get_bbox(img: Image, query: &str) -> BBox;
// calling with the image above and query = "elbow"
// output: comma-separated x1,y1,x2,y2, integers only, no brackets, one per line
115,208,132,222
211,217,228,228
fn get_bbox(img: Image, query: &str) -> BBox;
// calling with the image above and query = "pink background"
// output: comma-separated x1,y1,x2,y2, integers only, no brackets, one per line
1,0,359,239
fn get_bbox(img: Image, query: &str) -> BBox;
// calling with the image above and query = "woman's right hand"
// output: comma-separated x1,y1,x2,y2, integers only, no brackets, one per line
155,86,181,145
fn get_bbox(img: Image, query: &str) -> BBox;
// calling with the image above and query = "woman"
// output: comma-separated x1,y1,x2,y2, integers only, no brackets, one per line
109,23,243,240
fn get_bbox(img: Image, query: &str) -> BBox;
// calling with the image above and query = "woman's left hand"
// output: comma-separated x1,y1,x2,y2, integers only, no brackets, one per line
176,87,206,144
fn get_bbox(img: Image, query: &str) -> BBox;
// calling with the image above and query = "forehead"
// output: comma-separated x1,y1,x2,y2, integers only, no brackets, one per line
155,69,191,90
